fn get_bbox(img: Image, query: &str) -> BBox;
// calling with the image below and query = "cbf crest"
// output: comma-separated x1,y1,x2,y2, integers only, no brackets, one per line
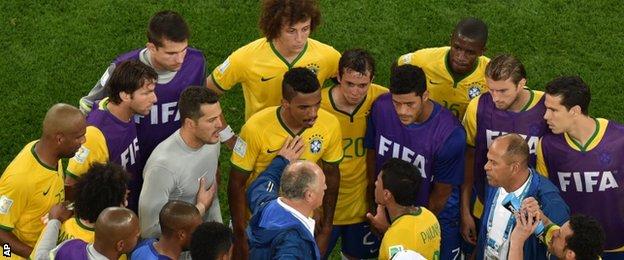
308,134,323,154
467,82,484,99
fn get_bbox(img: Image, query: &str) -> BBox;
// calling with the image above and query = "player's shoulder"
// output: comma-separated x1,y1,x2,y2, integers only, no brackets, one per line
398,47,448,65
184,47,206,62
318,108,340,125
306,38,338,52
369,83,389,96
233,38,270,56
245,106,279,129
0,141,38,185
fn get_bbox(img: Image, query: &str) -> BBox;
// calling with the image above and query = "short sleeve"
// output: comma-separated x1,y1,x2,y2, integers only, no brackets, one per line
209,50,245,92
535,138,549,177
66,126,109,179
433,127,467,185
0,175,28,230
230,122,260,174
462,96,480,147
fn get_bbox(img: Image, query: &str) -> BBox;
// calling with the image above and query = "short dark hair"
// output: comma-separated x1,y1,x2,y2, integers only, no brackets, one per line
282,67,320,101
259,0,321,41
453,17,488,46
159,200,201,237
380,158,423,206
107,60,157,104
390,64,427,96
190,222,233,260
486,54,527,85
338,49,376,80
179,86,220,122
567,214,605,260
147,10,190,47
545,76,591,115
73,162,129,223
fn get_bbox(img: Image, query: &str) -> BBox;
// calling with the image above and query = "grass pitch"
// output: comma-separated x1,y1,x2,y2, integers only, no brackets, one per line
1,0,623,258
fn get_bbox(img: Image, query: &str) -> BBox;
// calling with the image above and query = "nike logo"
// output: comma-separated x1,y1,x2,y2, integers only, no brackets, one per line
429,79,440,84
43,186,52,196
261,76,275,82
266,148,279,153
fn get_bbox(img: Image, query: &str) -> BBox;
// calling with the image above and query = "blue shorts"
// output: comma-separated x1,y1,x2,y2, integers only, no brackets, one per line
325,221,381,259
439,187,461,260
602,251,624,260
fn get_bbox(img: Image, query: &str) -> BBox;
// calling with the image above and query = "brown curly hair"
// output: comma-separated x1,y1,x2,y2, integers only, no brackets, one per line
259,0,321,41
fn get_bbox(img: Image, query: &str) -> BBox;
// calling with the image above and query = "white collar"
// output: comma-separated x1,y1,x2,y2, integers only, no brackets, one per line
87,243,110,260
277,197,315,236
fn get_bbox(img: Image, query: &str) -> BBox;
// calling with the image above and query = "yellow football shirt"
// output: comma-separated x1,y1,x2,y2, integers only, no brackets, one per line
320,84,388,225
0,141,65,255
398,47,490,120
379,207,441,260
66,126,108,179
210,38,341,120
231,106,343,189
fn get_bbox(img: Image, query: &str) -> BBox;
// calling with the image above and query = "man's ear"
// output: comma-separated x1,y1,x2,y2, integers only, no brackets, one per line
116,240,125,252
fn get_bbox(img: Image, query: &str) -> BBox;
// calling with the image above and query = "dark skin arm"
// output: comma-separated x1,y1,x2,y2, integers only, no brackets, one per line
460,147,477,245
366,149,377,212
227,169,249,260
0,230,32,258
428,182,453,215
316,162,340,256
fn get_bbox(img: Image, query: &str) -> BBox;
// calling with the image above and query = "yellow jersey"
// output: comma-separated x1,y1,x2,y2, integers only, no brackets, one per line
398,47,489,119
320,84,388,224
0,141,64,257
231,106,343,189
210,38,341,120
379,207,441,260
66,126,108,179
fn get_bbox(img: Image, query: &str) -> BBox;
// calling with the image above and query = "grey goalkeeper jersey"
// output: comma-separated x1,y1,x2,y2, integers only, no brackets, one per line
138,129,222,239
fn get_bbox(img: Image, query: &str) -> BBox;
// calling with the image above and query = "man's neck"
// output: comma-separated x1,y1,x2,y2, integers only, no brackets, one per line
179,127,203,150
567,115,597,146
415,100,434,124
34,139,59,169
280,197,312,217
107,102,133,123
331,87,359,114
279,107,305,134
503,169,530,193
154,237,181,260
386,203,419,223
272,40,303,63
507,88,531,113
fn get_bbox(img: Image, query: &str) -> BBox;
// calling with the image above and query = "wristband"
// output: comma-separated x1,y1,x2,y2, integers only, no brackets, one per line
219,125,235,142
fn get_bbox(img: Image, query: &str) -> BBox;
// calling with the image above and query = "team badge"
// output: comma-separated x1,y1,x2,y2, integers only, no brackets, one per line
468,85,482,99
218,58,231,74
73,146,90,164
309,134,323,154
306,63,320,75
388,245,405,258
0,195,13,215
233,137,247,157
599,151,612,165
400,53,413,64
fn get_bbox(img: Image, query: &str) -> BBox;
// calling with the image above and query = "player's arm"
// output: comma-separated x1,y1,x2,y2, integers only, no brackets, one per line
429,127,467,215
460,97,478,243
228,167,250,260
65,127,108,201
0,182,31,257
218,114,236,150
79,63,116,113
363,113,378,211
535,138,549,177
205,74,225,95
138,165,175,238
31,204,72,260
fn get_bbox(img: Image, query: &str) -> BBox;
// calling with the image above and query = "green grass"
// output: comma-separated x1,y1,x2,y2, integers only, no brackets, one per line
2,0,624,258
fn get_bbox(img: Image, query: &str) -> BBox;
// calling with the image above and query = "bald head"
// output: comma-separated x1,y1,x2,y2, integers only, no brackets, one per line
42,103,85,137
159,200,202,238
94,207,140,253
493,134,529,167
280,161,323,200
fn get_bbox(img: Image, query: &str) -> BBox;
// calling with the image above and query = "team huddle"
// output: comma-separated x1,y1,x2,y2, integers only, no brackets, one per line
0,0,622,260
